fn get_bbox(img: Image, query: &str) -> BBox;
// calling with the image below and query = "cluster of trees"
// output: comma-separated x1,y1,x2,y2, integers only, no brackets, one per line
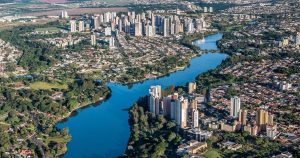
195,68,237,94
66,39,90,51
0,77,110,157
181,33,203,51
278,113,300,125
273,65,300,76
0,21,70,73
125,97,181,158
0,25,62,72
216,131,283,158
119,55,190,83
0,79,110,117
262,31,293,41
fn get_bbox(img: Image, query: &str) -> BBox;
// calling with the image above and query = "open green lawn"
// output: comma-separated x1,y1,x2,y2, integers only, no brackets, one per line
30,81,68,90
35,27,60,33
203,149,222,158
44,135,71,144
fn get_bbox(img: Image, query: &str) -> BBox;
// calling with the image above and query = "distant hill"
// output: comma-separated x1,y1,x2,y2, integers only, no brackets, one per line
0,0,32,3
37,0,90,3
38,0,67,3
0,0,15,3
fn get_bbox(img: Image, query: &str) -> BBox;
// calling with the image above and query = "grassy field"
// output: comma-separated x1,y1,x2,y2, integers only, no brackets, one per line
0,18,57,31
44,135,71,144
35,27,61,33
30,81,68,90
203,149,222,158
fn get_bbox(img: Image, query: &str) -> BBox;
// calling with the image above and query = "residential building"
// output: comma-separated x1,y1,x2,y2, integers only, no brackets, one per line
91,34,96,46
149,85,162,115
92,16,100,29
163,18,169,37
267,125,278,140
192,109,199,128
176,97,188,128
61,10,69,19
109,37,115,49
134,22,142,36
296,32,300,46
70,20,77,32
238,109,247,125
256,108,273,131
188,82,196,94
230,96,241,118
177,140,207,156
78,21,85,32
243,124,258,136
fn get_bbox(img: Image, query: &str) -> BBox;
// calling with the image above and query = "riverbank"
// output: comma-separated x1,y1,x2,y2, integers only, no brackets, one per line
125,96,181,158
112,33,222,85
123,33,231,157
57,92,111,123
56,33,227,158
54,92,111,157
124,27,300,158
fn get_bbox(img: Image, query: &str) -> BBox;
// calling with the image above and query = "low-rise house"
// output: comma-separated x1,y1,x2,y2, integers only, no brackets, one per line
177,140,207,156
218,141,242,151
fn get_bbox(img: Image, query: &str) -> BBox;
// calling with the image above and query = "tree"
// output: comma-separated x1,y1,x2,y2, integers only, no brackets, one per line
0,128,10,149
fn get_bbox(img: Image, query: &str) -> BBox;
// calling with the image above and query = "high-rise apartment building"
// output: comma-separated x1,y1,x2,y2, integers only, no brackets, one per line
188,82,196,94
149,85,162,115
93,17,100,29
78,21,85,32
230,96,241,118
192,109,199,128
61,10,69,19
134,22,142,36
256,108,274,131
238,109,247,125
190,99,197,111
178,97,188,128
109,37,115,49
91,34,96,46
163,18,169,37
266,125,277,139
118,19,123,32
145,24,153,37
170,93,179,120
296,32,300,46
151,13,156,34
70,20,77,32
105,27,112,36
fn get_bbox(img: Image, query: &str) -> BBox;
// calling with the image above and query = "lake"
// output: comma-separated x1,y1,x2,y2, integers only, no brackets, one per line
57,33,227,158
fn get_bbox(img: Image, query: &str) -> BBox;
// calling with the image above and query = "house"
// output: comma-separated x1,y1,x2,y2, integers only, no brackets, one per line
218,141,242,151
177,140,207,156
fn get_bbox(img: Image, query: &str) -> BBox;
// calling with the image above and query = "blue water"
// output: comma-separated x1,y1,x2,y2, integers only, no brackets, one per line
56,33,227,158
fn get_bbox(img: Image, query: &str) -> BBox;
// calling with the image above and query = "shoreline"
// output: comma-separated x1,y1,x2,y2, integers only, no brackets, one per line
56,32,224,157
124,33,229,157
109,32,223,86
56,91,112,124
110,51,223,86
54,92,112,157
57,52,223,123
